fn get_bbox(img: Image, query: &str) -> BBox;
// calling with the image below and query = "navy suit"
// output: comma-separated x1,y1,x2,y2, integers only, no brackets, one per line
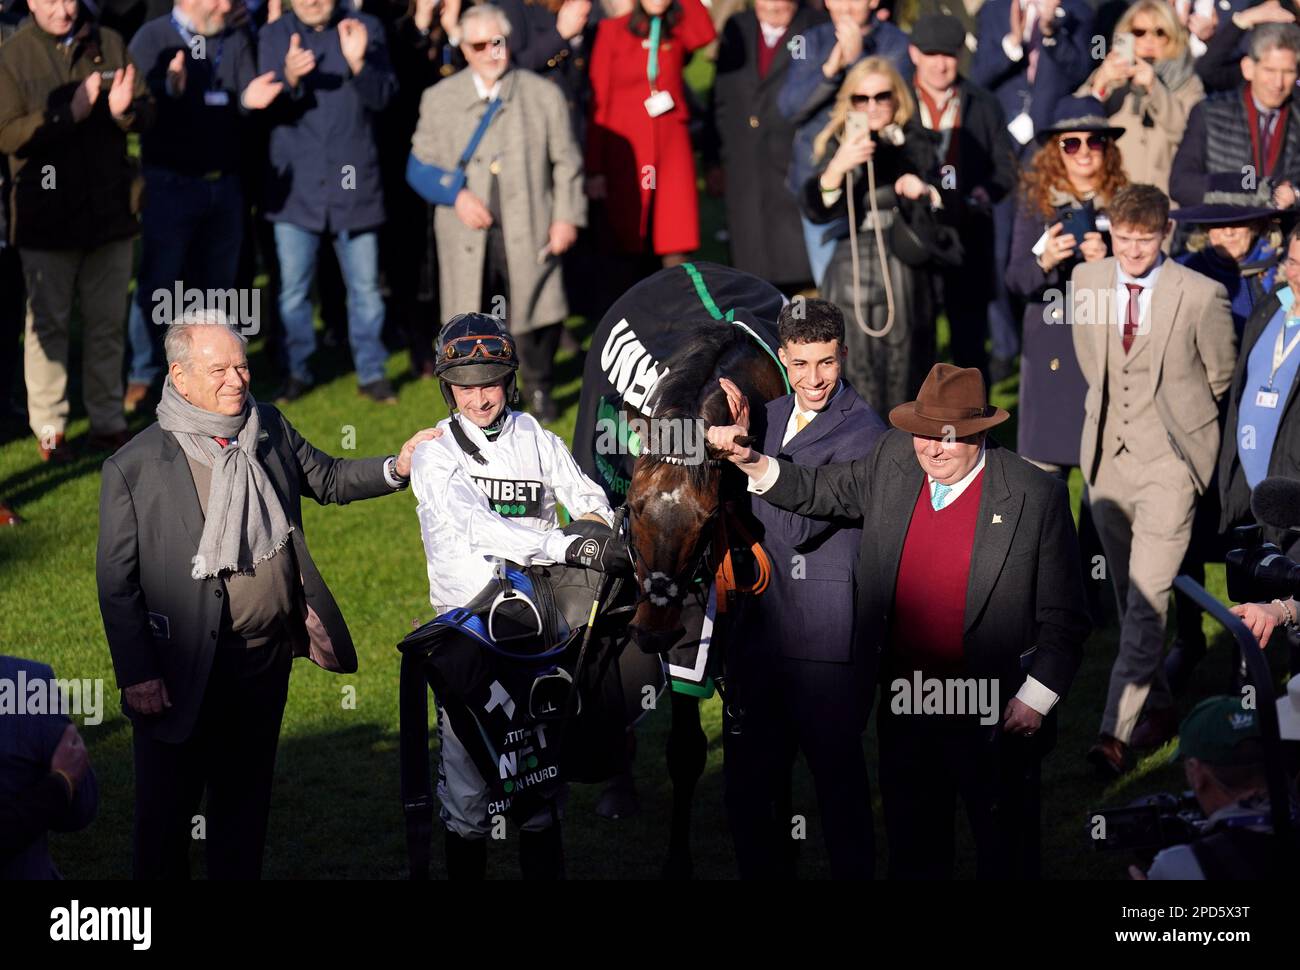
725,382,886,879
969,0,1094,145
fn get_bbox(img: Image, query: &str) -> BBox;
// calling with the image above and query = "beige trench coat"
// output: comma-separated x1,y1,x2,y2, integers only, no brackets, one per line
411,67,586,332
1077,64,1205,195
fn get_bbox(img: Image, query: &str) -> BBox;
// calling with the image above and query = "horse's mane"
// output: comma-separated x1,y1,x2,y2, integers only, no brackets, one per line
639,325,750,488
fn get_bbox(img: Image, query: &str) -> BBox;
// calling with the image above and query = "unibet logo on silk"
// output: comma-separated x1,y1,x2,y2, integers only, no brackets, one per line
473,476,543,518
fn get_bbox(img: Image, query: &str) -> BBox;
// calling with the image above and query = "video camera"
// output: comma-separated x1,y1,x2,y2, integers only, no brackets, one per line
1225,476,1300,603
1087,791,1207,869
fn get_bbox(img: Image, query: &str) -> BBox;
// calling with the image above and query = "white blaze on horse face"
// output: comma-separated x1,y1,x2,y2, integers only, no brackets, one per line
658,486,684,506
643,571,679,607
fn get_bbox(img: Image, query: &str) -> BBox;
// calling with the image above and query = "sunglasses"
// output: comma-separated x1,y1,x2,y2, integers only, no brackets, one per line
466,36,505,52
1059,134,1109,154
850,91,893,107
442,334,514,362
1129,26,1168,38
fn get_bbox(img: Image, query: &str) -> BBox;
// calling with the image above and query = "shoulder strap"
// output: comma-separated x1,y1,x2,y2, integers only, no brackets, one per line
449,415,489,465
457,97,504,172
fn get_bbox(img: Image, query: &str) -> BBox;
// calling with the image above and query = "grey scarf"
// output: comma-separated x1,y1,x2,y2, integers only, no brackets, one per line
155,378,293,578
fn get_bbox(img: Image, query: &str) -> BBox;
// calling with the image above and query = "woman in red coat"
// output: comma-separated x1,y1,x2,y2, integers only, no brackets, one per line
586,0,715,263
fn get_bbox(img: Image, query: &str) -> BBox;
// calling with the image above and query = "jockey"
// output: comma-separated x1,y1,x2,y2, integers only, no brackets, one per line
410,312,629,880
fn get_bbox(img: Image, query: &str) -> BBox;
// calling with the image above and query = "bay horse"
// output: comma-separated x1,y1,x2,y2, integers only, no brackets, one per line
623,324,787,878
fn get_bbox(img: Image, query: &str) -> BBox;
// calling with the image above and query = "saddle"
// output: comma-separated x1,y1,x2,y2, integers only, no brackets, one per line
397,561,664,878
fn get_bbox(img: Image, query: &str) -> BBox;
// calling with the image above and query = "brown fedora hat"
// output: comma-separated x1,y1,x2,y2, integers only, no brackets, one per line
888,364,1009,438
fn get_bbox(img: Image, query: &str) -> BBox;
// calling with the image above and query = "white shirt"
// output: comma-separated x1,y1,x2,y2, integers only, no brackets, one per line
759,20,787,48
927,444,985,510
1115,256,1164,338
471,71,503,102
780,381,845,448
747,442,1059,715
411,410,613,615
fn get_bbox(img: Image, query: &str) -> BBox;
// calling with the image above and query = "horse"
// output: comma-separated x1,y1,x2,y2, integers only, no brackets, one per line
623,324,788,878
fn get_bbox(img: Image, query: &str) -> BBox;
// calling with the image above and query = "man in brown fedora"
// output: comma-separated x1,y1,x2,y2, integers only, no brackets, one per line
710,363,1091,878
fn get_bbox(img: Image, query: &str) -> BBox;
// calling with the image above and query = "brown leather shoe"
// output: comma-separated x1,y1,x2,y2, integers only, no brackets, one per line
1087,734,1129,777
38,432,72,464
1129,707,1179,750
123,382,152,414
0,502,20,526
88,429,131,453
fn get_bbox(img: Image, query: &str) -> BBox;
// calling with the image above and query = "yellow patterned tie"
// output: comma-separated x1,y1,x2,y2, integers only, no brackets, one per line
795,413,811,433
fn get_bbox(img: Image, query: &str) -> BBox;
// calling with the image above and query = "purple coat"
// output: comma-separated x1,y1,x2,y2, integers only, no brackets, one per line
741,382,886,663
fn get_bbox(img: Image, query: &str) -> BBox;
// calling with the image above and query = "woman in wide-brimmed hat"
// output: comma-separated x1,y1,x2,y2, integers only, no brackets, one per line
1174,182,1286,336
1005,96,1128,474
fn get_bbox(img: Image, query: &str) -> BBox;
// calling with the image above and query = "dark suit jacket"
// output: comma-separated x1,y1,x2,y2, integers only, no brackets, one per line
97,404,397,743
744,383,886,663
706,7,824,286
1219,290,1300,556
761,431,1090,705
970,0,1094,153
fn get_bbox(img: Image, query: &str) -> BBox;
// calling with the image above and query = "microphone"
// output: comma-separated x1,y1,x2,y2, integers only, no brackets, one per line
878,123,905,147
1250,476,1300,531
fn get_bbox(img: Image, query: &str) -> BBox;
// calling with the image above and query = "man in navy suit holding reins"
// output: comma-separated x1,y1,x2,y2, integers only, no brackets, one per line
722,298,886,879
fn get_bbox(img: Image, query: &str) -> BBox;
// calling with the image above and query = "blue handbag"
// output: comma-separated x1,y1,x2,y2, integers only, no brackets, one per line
406,97,504,206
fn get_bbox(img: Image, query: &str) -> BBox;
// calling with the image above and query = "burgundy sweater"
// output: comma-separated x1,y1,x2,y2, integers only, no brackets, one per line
888,471,985,678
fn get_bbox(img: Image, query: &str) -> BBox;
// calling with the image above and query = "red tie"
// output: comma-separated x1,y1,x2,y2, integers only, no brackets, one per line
1122,283,1143,354
213,437,229,448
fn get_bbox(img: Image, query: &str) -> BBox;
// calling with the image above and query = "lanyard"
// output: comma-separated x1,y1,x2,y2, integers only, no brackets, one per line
1268,316,1300,388
171,15,225,86
646,15,661,91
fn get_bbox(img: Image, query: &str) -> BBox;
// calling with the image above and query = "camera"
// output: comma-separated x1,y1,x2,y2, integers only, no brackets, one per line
1086,792,1205,865
1225,524,1300,604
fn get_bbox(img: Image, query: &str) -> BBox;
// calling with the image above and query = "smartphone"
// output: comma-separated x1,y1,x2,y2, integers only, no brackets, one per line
845,110,870,143
99,69,118,80
1058,203,1097,242
1114,32,1136,65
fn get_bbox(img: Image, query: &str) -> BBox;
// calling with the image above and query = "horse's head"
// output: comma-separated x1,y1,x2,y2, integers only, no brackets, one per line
625,448,722,653
619,324,787,654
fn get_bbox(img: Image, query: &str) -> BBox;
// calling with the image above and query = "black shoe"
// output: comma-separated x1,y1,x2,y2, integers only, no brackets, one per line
529,389,558,423
274,378,311,404
988,355,1016,385
518,826,565,880
359,378,398,405
444,830,487,881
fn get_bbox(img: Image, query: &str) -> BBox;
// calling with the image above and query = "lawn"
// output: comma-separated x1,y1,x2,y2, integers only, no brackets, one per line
0,55,1259,880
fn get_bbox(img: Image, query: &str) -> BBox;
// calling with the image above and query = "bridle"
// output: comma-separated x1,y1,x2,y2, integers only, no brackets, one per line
625,498,773,615
626,504,718,612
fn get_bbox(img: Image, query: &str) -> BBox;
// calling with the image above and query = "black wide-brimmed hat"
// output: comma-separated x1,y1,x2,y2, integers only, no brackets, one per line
1035,96,1127,145
1171,177,1288,226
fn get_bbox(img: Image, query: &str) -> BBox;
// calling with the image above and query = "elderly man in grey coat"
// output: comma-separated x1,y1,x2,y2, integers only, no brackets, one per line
411,2,585,422
97,313,435,879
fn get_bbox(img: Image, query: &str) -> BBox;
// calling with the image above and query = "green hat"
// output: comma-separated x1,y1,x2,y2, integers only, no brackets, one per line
1176,696,1261,766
